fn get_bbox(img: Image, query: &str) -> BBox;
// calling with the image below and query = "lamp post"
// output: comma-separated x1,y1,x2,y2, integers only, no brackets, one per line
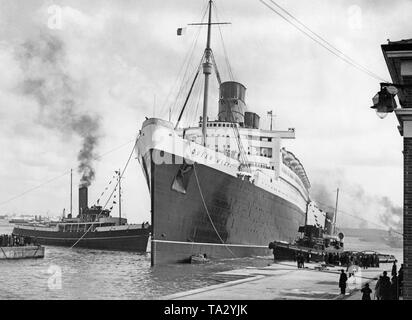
378,39,412,300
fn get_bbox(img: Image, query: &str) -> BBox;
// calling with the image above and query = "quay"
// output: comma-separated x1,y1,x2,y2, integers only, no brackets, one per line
162,261,393,300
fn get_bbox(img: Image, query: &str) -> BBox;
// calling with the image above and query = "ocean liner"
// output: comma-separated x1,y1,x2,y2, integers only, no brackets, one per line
136,0,321,265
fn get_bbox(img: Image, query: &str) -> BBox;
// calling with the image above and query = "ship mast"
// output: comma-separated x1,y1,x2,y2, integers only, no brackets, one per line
117,169,122,225
70,168,73,218
201,0,213,146
333,188,339,234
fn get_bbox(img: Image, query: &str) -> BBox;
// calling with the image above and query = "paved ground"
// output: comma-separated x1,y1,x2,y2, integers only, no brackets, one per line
162,261,393,300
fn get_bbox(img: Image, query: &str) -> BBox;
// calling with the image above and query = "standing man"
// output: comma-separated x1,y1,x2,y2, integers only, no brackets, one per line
392,260,398,277
380,271,391,300
398,264,404,297
339,269,348,295
361,283,372,300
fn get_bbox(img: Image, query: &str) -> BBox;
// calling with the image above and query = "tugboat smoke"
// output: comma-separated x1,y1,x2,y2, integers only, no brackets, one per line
311,182,402,231
16,32,100,188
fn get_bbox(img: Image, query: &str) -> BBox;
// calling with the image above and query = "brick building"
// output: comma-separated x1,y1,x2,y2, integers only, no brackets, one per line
382,39,412,299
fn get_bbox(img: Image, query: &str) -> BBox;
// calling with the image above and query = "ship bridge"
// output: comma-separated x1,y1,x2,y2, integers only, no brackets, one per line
177,80,310,190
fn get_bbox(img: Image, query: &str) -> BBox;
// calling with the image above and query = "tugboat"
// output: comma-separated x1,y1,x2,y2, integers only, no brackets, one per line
269,205,345,262
12,171,150,252
269,223,344,262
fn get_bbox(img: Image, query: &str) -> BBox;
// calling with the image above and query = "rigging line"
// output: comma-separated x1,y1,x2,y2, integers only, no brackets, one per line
187,74,204,128
175,68,201,129
258,0,389,83
315,199,403,237
267,0,388,83
211,51,222,85
0,171,70,207
173,5,208,116
0,139,136,208
92,172,118,206
168,6,209,121
193,163,237,258
170,43,202,122
160,2,209,118
175,52,205,129
95,138,135,160
212,1,235,80
260,0,382,83
70,139,138,249
226,108,250,170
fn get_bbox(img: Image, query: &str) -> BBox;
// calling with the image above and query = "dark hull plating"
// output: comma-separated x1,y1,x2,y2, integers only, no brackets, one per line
147,150,306,265
12,227,150,252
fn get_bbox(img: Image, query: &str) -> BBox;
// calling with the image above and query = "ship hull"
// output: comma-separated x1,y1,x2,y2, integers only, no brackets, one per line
146,150,306,265
12,227,150,252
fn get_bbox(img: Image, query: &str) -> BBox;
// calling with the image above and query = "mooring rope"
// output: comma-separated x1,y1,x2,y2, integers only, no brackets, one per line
192,163,237,258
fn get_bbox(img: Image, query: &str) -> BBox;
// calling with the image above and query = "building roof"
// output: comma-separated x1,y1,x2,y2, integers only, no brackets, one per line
387,38,412,45
381,38,412,92
382,38,412,53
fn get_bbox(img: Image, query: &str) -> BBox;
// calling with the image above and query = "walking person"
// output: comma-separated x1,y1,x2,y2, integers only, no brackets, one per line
339,269,348,295
380,271,391,300
392,260,398,277
361,283,372,300
375,276,382,300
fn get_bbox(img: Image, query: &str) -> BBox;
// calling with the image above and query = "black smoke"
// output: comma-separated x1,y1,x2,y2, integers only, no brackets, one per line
16,32,100,187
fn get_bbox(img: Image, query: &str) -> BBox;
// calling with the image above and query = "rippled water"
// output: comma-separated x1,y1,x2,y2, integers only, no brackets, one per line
0,220,271,299
0,220,403,300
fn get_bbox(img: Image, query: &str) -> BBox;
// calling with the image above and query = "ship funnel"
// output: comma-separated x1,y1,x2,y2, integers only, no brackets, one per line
218,81,247,124
79,186,88,216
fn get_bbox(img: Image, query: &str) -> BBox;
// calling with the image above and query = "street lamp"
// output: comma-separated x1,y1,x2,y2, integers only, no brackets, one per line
370,83,399,119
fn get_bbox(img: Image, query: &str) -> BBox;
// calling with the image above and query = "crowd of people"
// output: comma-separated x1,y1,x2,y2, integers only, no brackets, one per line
290,250,380,270
0,234,37,247
338,261,404,300
324,251,380,269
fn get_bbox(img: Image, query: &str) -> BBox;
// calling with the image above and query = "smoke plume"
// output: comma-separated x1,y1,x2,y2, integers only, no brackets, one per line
379,196,403,232
16,32,100,187
310,171,402,231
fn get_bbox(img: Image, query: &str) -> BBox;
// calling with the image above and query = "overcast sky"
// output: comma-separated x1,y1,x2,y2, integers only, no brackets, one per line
0,0,410,229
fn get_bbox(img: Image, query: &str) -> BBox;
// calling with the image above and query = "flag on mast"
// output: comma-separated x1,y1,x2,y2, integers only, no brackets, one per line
177,27,186,36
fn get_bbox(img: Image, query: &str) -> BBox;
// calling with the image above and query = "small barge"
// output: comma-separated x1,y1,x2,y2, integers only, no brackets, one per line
0,234,44,260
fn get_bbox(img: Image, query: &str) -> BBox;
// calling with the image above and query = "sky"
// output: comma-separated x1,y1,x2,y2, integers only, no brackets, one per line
0,0,410,230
